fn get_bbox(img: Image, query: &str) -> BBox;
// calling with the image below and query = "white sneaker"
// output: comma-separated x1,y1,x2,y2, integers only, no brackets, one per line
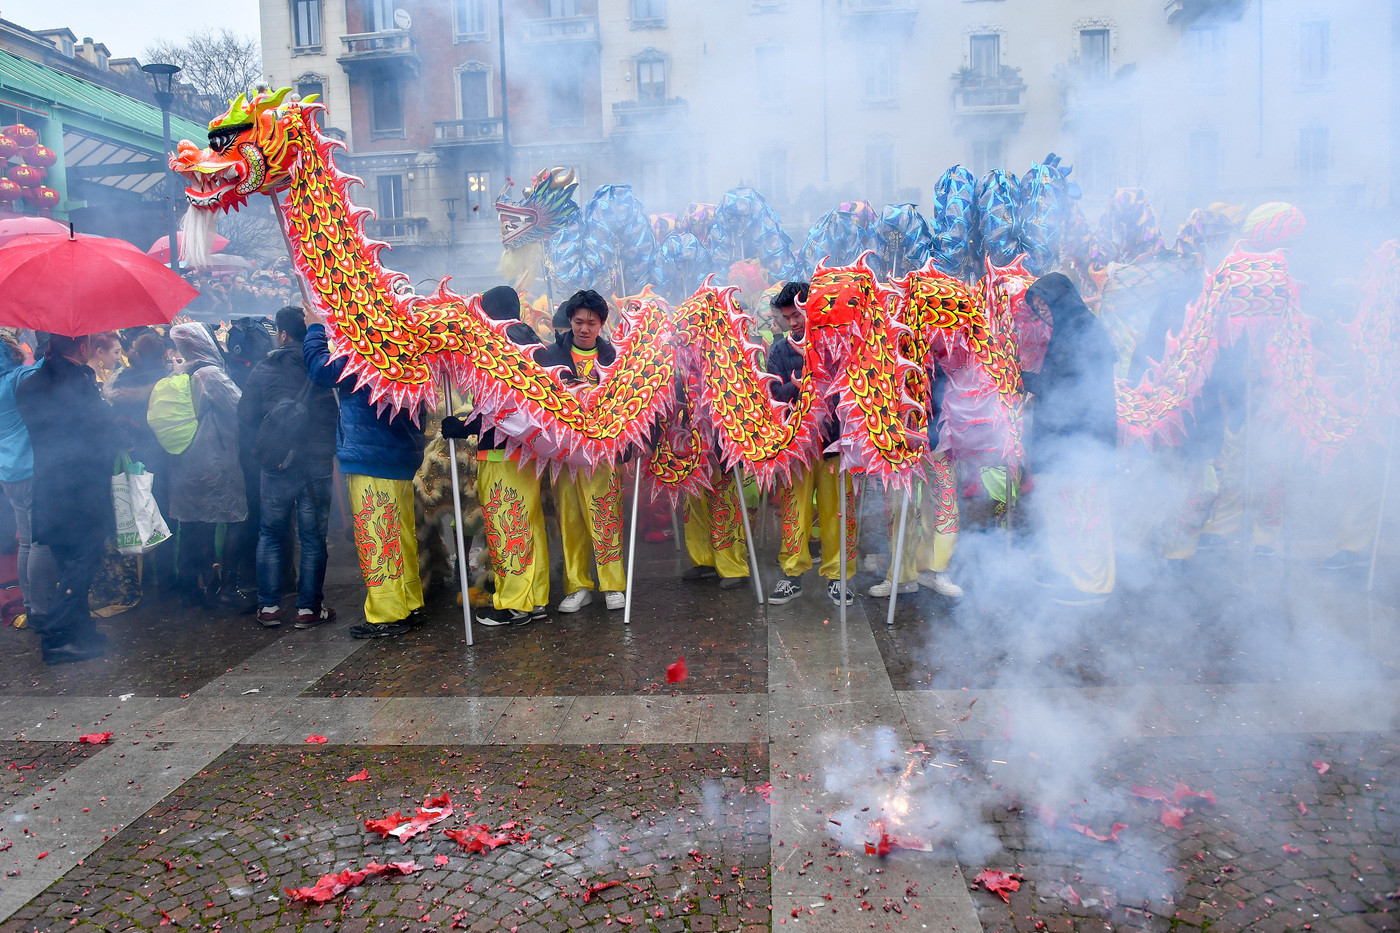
918,570,963,598
558,589,593,613
604,591,625,610
862,554,886,574
867,579,917,598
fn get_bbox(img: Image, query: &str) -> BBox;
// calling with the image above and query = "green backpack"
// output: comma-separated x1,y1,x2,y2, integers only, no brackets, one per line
147,362,212,455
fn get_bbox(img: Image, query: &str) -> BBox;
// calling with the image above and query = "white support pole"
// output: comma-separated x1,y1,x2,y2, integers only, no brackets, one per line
838,469,848,625
670,503,683,552
886,493,911,626
623,463,643,624
734,466,765,604
440,375,473,647
758,489,769,550
1369,420,1397,593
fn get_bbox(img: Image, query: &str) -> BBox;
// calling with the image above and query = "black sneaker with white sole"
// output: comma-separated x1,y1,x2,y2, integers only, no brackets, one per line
349,621,410,638
826,580,855,606
768,577,802,605
479,607,530,627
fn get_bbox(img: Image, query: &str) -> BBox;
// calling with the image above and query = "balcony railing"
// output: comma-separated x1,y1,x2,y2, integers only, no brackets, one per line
365,216,429,244
953,80,1028,117
521,15,598,44
432,118,504,145
611,97,688,131
338,31,421,71
1165,0,1247,25
842,0,917,13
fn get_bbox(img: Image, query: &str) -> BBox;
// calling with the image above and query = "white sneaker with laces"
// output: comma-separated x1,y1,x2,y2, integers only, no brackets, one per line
558,589,593,613
918,570,964,598
867,579,917,598
604,591,625,610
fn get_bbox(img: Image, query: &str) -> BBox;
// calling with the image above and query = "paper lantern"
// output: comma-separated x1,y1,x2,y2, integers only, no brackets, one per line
6,165,43,188
1,124,38,148
0,135,16,161
22,145,56,168
0,178,20,201
25,186,60,208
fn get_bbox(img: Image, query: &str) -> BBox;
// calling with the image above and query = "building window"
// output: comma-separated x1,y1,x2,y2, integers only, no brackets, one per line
632,0,665,25
971,138,1002,177
637,55,666,101
865,143,895,203
548,73,584,126
758,148,788,206
1188,130,1219,191
969,33,1000,79
1186,25,1222,86
466,171,491,219
367,0,395,32
1079,28,1111,80
297,78,324,102
864,47,896,102
455,0,487,37
1299,20,1329,81
1078,137,1112,193
370,75,404,136
60,36,74,57
548,0,579,17
459,68,491,120
756,45,785,105
292,0,322,48
378,175,404,219
1299,127,1329,185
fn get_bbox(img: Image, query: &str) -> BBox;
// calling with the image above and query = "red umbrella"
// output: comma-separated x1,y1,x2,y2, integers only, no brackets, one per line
0,214,66,248
0,232,198,336
147,231,229,264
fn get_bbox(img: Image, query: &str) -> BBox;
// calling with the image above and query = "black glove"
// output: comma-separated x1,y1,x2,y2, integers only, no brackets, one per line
441,415,472,439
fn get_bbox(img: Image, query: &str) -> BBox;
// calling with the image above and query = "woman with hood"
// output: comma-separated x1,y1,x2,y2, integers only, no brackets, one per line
167,323,248,608
1021,273,1118,605
534,289,627,614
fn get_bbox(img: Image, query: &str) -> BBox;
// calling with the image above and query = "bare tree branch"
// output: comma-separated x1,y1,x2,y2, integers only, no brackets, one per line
144,28,262,107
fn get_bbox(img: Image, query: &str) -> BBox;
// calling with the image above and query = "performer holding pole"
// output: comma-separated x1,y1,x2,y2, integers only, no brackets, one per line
535,290,629,614
763,282,857,609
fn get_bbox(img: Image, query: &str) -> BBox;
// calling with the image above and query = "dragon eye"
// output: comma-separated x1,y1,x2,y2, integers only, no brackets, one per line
207,123,253,153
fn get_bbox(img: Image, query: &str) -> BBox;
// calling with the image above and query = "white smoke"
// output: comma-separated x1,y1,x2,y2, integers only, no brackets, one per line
180,206,220,269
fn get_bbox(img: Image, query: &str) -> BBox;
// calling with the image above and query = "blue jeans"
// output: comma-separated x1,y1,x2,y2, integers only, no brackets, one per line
256,466,332,611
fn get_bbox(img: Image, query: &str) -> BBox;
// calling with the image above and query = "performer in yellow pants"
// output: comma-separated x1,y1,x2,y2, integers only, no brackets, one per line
769,456,856,605
869,451,963,598
347,474,424,626
682,466,750,584
1037,473,1116,596
477,454,550,620
555,464,626,611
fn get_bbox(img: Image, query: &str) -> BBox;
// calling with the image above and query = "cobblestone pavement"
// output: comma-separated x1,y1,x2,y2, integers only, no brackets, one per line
0,742,104,820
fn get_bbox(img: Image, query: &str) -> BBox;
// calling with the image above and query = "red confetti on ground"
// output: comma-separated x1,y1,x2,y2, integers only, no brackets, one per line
365,793,453,842
863,820,930,855
77,732,111,745
443,820,530,854
666,657,688,684
284,860,423,904
5,762,34,771
35,851,47,859
974,869,1023,903
1313,761,1330,774
434,854,449,867
305,735,328,744
1132,781,1216,827
1068,820,1127,842
345,769,369,782
1282,844,1302,855
754,782,773,803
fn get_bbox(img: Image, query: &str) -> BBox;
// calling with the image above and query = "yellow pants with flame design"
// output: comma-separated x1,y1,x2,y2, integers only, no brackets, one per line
778,456,856,581
347,474,424,626
685,467,750,580
477,458,550,613
884,451,959,583
556,464,626,594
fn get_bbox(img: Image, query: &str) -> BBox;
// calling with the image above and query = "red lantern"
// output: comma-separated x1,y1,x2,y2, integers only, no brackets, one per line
6,165,43,188
0,179,20,202
2,125,38,148
0,135,16,161
22,145,56,168
25,186,60,209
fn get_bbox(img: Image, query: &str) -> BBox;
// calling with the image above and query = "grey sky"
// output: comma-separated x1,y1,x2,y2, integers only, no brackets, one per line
4,0,262,61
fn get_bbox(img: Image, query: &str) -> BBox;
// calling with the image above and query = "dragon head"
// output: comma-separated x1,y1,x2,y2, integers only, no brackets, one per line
171,87,314,214
495,166,581,249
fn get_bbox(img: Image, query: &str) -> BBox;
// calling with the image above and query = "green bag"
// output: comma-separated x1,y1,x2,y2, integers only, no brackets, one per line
146,373,198,455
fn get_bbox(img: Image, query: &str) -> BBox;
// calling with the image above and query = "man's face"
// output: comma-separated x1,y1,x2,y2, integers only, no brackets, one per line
571,308,603,349
779,303,806,339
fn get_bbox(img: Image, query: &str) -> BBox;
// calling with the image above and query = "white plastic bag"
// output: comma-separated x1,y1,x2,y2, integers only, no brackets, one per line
112,459,172,556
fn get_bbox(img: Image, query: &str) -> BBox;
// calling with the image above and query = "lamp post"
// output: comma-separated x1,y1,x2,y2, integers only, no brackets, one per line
143,62,183,273
443,196,458,247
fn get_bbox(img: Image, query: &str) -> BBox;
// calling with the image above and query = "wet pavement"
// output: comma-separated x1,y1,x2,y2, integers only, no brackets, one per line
0,497,1397,932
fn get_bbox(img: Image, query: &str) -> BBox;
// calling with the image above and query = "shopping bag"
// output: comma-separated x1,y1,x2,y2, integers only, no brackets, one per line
112,458,172,556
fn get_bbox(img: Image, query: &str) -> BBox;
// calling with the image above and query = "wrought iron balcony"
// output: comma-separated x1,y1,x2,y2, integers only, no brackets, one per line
953,79,1028,120
1165,0,1247,25
337,31,421,72
521,15,598,44
365,216,429,245
611,97,688,132
432,119,505,146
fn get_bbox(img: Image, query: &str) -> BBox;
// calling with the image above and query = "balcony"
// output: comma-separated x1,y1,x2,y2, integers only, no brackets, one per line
1165,0,1247,25
521,15,598,45
611,97,689,133
432,118,505,147
337,31,422,73
365,216,429,245
841,0,916,28
953,79,1028,123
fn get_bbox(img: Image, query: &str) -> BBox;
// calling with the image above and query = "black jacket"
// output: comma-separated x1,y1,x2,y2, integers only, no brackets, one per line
534,330,616,383
238,345,338,471
766,334,840,452
16,356,121,547
457,322,544,453
1022,273,1118,474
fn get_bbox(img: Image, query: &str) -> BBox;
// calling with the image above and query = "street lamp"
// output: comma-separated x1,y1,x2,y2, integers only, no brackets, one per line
443,197,458,246
143,62,183,273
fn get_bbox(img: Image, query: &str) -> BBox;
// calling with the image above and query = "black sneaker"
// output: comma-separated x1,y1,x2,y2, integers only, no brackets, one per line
404,607,426,627
41,642,104,665
1320,549,1367,571
768,577,802,605
682,565,719,582
349,621,411,639
826,580,855,606
530,604,548,621
478,607,530,627
718,576,749,590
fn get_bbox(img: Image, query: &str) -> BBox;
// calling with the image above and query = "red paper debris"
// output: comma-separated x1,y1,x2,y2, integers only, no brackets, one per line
345,769,369,783
1160,806,1187,830
434,854,449,867
305,735,328,744
36,851,47,859
284,860,423,904
444,821,530,854
755,782,773,803
1282,844,1301,855
365,793,453,842
1132,781,1216,827
1068,820,1127,842
863,820,930,854
1313,761,1330,774
363,811,406,837
77,732,111,745
666,657,688,684
973,869,1023,902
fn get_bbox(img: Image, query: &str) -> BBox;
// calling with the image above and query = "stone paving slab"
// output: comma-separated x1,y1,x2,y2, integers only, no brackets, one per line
0,742,771,933
0,742,106,821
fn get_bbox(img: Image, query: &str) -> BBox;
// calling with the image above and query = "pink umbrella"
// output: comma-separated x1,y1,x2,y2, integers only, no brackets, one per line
0,215,66,248
147,231,229,265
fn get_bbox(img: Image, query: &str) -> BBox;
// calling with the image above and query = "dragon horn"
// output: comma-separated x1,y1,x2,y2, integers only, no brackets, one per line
252,87,292,121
